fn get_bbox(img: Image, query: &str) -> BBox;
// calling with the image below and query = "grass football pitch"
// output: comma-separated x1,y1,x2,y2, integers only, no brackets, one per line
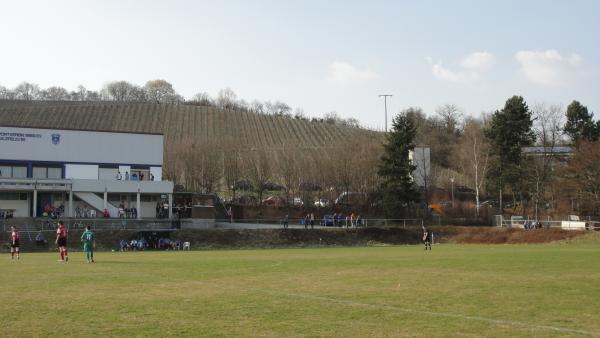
2,241,600,337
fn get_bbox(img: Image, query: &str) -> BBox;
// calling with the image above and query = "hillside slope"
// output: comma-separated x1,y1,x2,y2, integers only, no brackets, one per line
0,100,379,149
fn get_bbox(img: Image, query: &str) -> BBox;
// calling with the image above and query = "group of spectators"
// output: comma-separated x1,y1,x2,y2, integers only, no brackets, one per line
314,213,365,228
119,239,146,251
43,203,65,219
156,201,170,219
118,202,138,219
293,212,364,228
523,220,543,230
115,171,155,181
118,238,183,251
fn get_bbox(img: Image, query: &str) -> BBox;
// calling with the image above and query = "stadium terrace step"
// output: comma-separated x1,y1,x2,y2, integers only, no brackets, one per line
74,192,119,218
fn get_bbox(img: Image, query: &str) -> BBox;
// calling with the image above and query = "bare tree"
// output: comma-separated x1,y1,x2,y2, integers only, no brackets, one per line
563,141,600,215
14,82,41,100
245,149,272,205
191,92,213,106
144,79,180,104
453,117,490,216
75,85,88,101
216,87,237,110
528,103,565,219
102,81,145,101
277,148,301,207
223,147,242,200
0,85,12,99
250,100,264,114
41,86,69,100
293,107,306,120
435,104,463,133
173,139,223,193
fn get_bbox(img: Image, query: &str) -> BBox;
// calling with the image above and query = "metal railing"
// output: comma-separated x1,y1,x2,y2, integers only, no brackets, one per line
214,217,424,228
2,218,176,232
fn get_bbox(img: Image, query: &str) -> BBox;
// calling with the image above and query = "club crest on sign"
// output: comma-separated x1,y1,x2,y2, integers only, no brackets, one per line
51,133,61,145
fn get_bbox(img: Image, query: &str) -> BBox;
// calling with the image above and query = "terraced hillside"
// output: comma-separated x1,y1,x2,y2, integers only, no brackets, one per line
0,100,379,149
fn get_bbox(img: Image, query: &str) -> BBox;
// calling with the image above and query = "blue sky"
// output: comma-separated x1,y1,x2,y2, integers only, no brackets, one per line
1,0,598,129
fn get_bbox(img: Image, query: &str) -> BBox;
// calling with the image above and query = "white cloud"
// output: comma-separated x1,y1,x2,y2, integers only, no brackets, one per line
328,61,378,85
428,51,495,83
515,50,581,86
431,62,463,82
461,52,495,71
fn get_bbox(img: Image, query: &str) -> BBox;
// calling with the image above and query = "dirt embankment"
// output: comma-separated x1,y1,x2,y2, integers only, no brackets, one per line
435,227,583,244
0,227,589,252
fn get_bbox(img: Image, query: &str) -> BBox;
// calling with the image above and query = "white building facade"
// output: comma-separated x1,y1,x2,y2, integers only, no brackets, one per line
0,126,173,219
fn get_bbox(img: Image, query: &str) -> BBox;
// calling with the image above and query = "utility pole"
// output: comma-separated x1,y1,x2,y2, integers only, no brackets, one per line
379,94,392,132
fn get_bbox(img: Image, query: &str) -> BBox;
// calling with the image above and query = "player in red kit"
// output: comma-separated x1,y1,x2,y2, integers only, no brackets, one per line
10,225,20,260
55,221,69,262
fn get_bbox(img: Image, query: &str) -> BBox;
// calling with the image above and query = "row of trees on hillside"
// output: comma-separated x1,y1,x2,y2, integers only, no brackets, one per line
0,81,362,128
379,96,600,218
155,92,600,218
0,80,182,104
163,134,383,210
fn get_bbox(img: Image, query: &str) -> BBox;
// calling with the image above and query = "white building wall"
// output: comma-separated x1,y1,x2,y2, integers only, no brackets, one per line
0,126,163,166
65,164,99,179
140,201,158,218
410,147,431,188
1,200,29,218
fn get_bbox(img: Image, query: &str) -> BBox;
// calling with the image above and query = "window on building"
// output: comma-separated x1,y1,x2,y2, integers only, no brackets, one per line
0,166,11,178
141,195,158,202
0,192,21,200
47,167,62,179
32,167,47,179
12,166,27,178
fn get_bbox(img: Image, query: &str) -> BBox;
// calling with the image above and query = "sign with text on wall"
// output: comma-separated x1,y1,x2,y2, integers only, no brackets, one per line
0,126,163,166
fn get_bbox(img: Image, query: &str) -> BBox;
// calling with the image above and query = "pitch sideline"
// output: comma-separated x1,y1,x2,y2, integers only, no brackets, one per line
256,289,600,336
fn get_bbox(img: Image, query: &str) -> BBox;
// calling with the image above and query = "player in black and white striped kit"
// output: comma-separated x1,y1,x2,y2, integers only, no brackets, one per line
422,226,432,250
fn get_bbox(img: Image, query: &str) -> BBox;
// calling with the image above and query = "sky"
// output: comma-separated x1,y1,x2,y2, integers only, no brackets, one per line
1,0,599,130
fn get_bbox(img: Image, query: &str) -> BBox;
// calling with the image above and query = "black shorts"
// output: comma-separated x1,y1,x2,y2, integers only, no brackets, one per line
11,240,19,248
57,237,67,247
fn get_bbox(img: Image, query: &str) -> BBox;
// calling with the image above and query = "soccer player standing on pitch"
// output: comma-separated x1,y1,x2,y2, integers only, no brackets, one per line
81,226,95,263
10,225,20,260
55,221,69,262
422,226,432,250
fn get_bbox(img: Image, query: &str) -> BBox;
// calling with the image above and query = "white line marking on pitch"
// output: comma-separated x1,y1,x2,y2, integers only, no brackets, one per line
257,290,600,336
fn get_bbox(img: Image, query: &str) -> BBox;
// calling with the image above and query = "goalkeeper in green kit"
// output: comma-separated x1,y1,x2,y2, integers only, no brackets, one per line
81,226,96,263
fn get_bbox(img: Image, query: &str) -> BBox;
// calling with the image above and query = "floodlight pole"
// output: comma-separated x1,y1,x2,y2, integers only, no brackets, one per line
379,94,392,132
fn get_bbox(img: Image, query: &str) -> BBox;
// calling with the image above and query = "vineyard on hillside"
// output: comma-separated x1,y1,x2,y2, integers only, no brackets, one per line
0,100,385,203
0,100,381,147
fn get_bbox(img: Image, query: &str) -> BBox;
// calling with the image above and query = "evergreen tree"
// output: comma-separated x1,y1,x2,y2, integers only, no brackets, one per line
485,96,535,202
564,100,598,143
378,112,420,217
